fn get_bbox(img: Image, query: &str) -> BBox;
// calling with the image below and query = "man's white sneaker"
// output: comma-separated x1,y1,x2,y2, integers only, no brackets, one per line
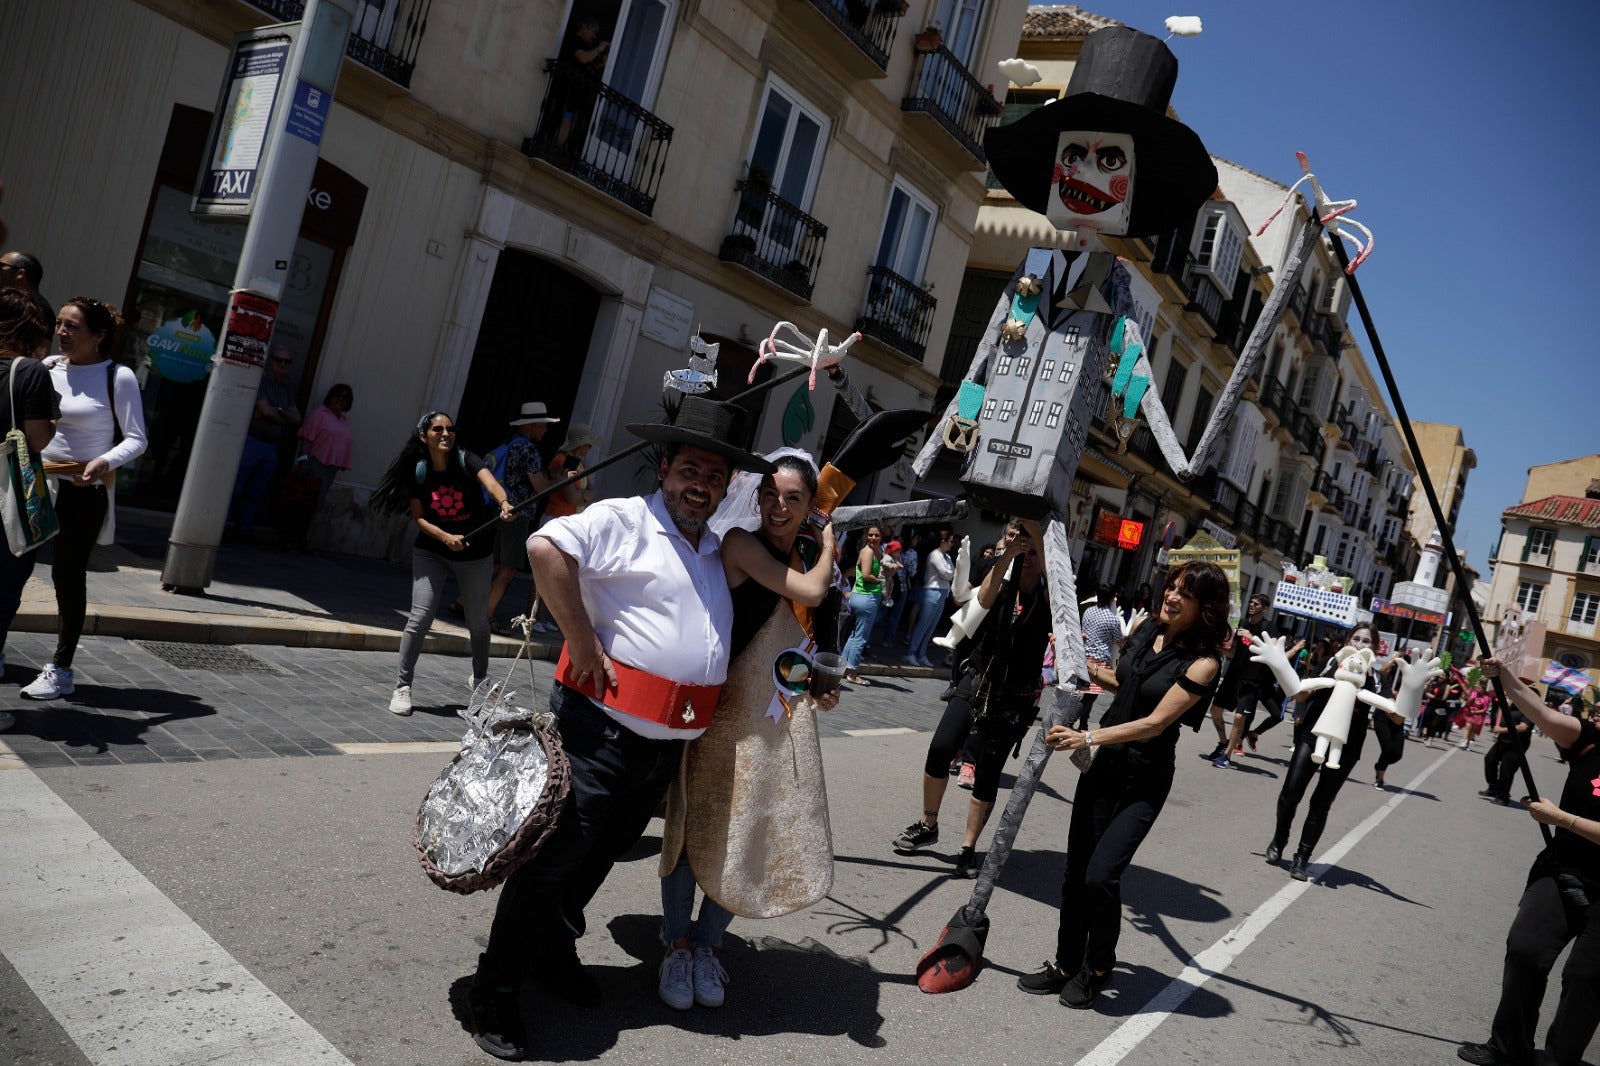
657,948,694,1010
388,685,413,715
691,946,728,1008
22,665,74,700
0,710,13,732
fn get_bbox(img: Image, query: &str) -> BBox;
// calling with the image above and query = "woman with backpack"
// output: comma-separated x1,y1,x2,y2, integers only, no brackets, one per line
370,412,516,715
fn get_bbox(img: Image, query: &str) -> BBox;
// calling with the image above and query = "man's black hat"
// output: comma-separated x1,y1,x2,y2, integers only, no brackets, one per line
628,395,776,473
984,25,1217,238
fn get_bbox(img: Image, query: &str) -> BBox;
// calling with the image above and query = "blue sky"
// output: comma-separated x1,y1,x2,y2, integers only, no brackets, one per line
1046,0,1600,571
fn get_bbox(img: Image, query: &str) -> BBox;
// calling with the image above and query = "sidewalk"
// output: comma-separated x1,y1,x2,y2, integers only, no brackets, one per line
14,519,941,677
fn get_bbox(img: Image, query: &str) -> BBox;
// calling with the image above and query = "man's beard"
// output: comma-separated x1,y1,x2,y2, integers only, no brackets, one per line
662,486,711,534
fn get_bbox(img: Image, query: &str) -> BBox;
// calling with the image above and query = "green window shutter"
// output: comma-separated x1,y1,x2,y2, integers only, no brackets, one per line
1520,529,1531,562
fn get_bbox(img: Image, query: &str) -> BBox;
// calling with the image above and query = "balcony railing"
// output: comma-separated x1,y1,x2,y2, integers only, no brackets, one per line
524,59,673,216
239,0,431,88
796,0,903,69
1182,269,1225,335
1565,618,1597,641
1238,499,1260,541
718,181,828,300
856,265,936,359
902,44,995,165
1287,282,1309,323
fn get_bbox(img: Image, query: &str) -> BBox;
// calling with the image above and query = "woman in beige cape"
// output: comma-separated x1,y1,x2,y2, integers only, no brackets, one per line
656,451,838,1011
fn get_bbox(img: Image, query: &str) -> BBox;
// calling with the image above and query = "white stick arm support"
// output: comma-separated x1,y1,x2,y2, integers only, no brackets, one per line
1392,655,1443,723
949,535,975,605
1248,633,1305,697
1357,691,1398,717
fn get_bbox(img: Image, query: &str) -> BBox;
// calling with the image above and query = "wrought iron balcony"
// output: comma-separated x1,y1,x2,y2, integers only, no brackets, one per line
239,0,430,88
1287,282,1309,323
902,43,996,165
1182,268,1224,336
523,60,673,216
856,265,936,360
794,0,903,70
718,180,828,301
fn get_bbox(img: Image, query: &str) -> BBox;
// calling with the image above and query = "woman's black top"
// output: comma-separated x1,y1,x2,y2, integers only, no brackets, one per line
967,572,1051,702
1294,656,1379,766
727,533,789,662
410,451,495,560
1098,621,1219,767
1530,717,1600,892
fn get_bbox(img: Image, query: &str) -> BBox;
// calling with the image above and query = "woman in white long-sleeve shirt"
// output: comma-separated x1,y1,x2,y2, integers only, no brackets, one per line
22,298,147,701
905,529,956,667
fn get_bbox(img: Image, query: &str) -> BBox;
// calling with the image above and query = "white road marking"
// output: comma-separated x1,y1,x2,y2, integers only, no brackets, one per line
334,741,461,755
842,727,920,737
0,770,351,1065
1074,749,1454,1066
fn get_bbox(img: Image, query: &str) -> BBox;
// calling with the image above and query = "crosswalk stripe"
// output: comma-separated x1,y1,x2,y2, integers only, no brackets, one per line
0,770,351,1065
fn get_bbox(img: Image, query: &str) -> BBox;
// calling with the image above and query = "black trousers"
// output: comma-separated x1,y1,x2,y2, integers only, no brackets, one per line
1485,733,1532,800
1372,711,1407,774
1487,875,1600,1065
1234,680,1282,735
49,482,109,670
479,683,684,984
1272,735,1353,856
1055,750,1172,975
924,689,1025,804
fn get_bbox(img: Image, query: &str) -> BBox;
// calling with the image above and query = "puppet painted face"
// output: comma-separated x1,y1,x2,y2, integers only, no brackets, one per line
1046,131,1134,235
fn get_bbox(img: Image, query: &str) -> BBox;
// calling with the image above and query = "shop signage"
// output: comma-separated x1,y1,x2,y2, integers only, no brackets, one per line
1273,581,1358,626
218,290,280,368
1090,509,1143,551
1369,597,1445,625
640,286,694,349
145,311,218,384
285,80,331,147
194,30,294,216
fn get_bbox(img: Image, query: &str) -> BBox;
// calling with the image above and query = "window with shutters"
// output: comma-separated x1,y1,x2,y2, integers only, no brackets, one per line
1523,527,1555,566
1582,537,1600,575
1516,580,1545,615
1569,591,1600,631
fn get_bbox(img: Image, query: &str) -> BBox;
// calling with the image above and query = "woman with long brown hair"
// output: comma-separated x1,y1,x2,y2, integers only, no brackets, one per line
1021,561,1230,1010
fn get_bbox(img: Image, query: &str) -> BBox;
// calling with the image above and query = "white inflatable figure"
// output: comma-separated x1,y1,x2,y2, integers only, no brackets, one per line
749,321,861,391
1391,649,1445,725
933,538,997,651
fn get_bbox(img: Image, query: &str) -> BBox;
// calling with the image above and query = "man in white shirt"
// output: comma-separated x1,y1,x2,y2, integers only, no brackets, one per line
463,397,773,1061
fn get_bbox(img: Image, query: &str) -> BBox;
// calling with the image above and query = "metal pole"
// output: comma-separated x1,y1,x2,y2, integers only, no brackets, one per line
162,0,356,593
1329,238,1550,842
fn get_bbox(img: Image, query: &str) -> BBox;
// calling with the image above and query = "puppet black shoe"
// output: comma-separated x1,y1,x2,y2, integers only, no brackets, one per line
1059,966,1113,1009
464,979,528,1061
1017,960,1072,995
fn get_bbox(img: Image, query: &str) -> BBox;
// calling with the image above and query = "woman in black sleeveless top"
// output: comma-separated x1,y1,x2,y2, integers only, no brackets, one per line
1019,561,1230,1010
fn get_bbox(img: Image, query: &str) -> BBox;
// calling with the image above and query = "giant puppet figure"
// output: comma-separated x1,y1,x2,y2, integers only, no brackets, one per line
910,22,1339,992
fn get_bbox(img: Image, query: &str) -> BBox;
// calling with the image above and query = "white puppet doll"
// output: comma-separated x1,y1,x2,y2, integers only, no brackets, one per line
1249,635,1440,770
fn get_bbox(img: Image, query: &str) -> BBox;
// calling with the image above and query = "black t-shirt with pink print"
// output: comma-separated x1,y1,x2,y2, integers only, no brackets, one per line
409,451,496,560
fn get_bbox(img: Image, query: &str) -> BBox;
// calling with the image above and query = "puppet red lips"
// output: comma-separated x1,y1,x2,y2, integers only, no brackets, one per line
1056,176,1125,214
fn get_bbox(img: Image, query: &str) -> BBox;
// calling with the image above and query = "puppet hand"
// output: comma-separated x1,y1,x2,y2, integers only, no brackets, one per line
1394,653,1443,723
1249,633,1302,696
950,535,974,603
1120,609,1148,637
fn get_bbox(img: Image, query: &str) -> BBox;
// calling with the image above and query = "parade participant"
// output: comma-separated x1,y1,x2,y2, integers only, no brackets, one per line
1371,654,1410,790
1262,623,1397,879
1208,592,1287,766
460,397,772,1061
1481,697,1533,806
840,526,885,685
892,518,1048,878
1457,657,1600,1066
22,298,147,701
657,451,838,1011
1022,561,1228,1008
370,413,516,716
0,288,57,733
1456,672,1493,749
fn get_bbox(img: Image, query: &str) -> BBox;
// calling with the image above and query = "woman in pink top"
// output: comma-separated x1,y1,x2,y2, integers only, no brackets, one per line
1454,673,1493,750
291,383,354,552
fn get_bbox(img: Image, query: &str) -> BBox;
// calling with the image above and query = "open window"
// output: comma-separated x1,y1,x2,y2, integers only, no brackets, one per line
734,78,829,263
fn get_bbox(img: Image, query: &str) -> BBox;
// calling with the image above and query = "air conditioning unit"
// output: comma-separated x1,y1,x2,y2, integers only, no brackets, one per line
1318,275,1352,322
1190,204,1247,299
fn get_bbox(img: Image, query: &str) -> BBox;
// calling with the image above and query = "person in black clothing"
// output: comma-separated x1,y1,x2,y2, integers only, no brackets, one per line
1207,592,1295,767
1018,561,1229,1010
892,518,1049,879
1481,698,1533,805
1370,652,1411,790
1457,656,1600,1066
550,18,610,152
1263,622,1403,880
0,251,53,354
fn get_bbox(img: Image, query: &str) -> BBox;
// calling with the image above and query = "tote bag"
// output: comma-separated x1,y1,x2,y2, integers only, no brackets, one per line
1,359,60,555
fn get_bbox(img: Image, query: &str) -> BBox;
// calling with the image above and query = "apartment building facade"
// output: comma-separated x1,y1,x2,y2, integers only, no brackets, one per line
1485,481,1600,683
1,0,1026,554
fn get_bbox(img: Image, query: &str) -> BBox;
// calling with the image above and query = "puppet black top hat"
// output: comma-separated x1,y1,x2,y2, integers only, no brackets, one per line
628,395,776,473
984,25,1217,237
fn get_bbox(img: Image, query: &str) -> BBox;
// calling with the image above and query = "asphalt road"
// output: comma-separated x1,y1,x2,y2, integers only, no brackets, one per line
1,635,1594,1065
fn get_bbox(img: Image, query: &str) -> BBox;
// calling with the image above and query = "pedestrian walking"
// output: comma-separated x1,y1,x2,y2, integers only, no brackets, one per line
22,298,148,701
286,383,354,553
370,412,516,716
1020,561,1227,1009
1456,656,1600,1066
905,529,955,667
0,289,58,732
840,526,885,685
459,396,773,1061
656,450,838,1011
226,346,300,541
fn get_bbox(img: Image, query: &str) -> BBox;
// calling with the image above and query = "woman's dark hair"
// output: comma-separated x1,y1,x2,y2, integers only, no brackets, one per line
324,383,354,411
1161,561,1231,656
64,297,124,359
0,289,49,357
1342,622,1377,646
768,454,818,500
1096,582,1117,604
370,411,455,515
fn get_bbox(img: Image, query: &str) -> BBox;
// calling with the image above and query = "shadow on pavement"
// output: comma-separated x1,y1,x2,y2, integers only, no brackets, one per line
4,688,216,755
1314,865,1431,906
1090,961,1233,1020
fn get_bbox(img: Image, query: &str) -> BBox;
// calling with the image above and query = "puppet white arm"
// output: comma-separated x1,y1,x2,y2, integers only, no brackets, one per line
1357,690,1398,716
1248,633,1305,697
1391,653,1443,723
949,535,975,605
1120,608,1148,638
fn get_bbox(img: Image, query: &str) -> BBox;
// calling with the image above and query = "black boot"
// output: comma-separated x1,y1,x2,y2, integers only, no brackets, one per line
1199,742,1226,761
1264,840,1284,865
1289,849,1311,882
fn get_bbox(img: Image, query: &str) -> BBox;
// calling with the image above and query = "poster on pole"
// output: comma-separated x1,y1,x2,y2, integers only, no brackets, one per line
1272,581,1358,627
218,290,280,369
193,29,296,217
1166,531,1242,626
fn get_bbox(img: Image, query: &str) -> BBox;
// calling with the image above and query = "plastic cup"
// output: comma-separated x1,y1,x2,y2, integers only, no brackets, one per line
810,652,847,698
